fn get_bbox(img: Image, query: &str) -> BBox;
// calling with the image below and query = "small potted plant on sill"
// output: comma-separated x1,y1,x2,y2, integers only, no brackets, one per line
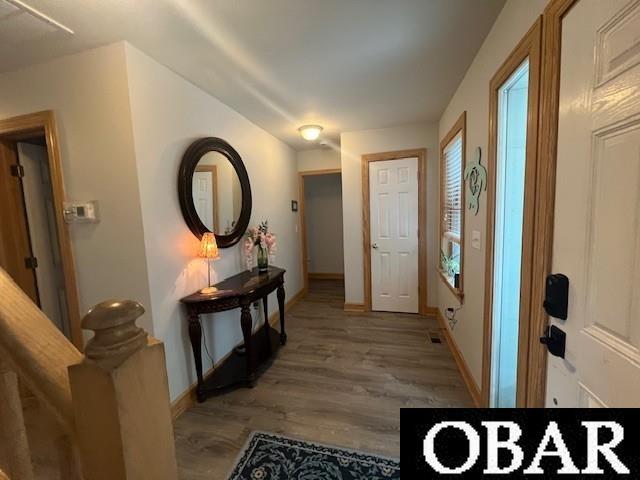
244,221,277,273
440,250,460,288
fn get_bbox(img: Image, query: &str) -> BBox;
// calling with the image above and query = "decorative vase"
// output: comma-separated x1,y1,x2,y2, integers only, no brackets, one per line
257,245,269,273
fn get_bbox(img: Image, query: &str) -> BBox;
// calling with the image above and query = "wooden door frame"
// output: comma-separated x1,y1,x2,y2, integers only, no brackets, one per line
362,149,427,315
525,0,581,407
298,168,342,294
194,164,219,233
481,17,542,407
0,111,83,350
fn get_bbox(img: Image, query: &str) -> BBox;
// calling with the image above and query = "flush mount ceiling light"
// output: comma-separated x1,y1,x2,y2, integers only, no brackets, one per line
298,125,323,141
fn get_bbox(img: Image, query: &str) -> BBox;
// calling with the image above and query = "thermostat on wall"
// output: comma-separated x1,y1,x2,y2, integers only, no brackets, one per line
63,201,100,224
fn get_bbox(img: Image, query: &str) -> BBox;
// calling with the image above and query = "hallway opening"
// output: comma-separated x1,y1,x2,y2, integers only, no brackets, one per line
298,169,344,296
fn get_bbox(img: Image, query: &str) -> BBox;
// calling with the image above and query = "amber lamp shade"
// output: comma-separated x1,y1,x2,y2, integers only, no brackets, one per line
198,233,220,293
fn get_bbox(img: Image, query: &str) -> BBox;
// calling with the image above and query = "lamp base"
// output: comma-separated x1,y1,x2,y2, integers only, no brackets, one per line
200,286,218,294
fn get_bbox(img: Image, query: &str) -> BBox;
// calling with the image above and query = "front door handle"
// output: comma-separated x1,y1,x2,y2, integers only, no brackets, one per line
372,243,378,249
540,325,566,359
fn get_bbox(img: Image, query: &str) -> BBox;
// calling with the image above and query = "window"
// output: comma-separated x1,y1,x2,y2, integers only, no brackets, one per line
439,112,466,298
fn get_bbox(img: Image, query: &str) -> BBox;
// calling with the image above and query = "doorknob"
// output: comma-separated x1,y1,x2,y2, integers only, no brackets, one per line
372,243,379,249
540,325,566,358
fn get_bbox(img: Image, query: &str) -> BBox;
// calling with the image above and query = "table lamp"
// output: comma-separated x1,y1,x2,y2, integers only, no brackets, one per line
198,232,220,294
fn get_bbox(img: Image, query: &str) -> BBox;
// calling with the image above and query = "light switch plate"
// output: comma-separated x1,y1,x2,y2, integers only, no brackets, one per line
471,230,481,250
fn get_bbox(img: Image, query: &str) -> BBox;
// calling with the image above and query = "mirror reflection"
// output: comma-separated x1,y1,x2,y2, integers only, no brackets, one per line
192,151,242,235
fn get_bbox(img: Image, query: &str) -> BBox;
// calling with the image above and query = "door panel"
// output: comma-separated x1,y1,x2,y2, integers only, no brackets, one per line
369,157,419,313
19,142,68,336
192,170,214,231
547,0,640,407
0,140,38,302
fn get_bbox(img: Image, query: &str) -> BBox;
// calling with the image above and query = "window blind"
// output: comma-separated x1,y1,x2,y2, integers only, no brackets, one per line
442,133,463,242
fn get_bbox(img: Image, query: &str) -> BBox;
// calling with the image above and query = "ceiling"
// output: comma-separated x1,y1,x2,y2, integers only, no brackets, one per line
0,0,505,150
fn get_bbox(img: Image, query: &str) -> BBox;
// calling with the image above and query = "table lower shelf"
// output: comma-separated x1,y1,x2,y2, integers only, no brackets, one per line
200,324,283,399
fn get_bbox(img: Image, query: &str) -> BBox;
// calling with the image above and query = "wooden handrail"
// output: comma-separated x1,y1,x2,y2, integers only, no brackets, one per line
0,267,81,434
1,266,178,478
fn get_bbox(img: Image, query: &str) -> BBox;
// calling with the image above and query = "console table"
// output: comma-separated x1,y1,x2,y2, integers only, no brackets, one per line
180,266,286,402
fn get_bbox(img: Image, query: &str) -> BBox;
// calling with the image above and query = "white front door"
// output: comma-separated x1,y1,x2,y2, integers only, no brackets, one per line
369,157,419,313
546,0,640,407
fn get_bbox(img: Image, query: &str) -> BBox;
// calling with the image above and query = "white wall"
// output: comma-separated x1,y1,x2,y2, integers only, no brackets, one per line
437,0,547,387
340,123,439,307
304,174,344,274
124,44,303,401
0,44,154,333
298,148,341,172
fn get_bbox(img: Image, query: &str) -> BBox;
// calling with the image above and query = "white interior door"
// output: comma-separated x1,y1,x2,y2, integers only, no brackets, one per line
546,0,640,407
192,171,214,231
369,157,419,313
18,142,68,336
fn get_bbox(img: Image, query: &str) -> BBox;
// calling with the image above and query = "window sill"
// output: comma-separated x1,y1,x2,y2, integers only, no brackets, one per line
438,269,464,302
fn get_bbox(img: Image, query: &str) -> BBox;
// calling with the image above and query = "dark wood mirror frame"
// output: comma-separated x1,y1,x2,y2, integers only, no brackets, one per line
178,137,252,247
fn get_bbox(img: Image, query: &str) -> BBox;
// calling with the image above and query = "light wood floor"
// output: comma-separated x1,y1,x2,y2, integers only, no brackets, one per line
174,280,471,479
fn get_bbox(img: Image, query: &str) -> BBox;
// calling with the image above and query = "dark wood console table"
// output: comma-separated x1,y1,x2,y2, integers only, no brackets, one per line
180,266,286,402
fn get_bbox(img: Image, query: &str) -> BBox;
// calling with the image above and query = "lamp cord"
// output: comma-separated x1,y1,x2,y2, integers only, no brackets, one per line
199,318,216,365
198,307,259,367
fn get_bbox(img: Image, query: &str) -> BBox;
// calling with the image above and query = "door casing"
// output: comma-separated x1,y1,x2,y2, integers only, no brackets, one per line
523,0,582,408
0,111,83,350
482,17,543,408
362,149,427,315
298,168,342,295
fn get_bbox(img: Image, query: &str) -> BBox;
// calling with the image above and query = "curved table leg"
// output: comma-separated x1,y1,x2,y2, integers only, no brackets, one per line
188,313,206,402
240,303,256,387
263,296,272,354
277,284,287,345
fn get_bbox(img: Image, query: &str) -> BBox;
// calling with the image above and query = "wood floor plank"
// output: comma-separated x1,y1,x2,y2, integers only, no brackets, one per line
174,280,471,479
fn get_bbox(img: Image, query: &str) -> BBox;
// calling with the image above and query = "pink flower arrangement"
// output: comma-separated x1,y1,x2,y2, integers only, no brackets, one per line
244,221,277,269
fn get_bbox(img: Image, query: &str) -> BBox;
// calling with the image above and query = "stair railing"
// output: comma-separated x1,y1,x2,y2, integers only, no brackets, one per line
0,267,178,479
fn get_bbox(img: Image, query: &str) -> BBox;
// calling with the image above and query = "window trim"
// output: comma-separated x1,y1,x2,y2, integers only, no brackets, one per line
439,111,466,301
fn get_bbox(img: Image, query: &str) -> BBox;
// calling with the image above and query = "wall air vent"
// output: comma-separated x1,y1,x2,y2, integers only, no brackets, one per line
0,0,73,45
0,0,18,19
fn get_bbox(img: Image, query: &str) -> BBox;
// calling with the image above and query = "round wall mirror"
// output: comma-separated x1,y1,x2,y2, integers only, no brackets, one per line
178,137,252,247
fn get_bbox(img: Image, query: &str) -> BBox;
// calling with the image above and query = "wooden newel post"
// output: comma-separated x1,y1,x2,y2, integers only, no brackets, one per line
68,300,178,480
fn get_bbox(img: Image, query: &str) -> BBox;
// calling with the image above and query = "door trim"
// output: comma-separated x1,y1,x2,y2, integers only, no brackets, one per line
527,0,581,407
298,168,342,295
481,17,542,407
0,111,83,350
362,149,427,314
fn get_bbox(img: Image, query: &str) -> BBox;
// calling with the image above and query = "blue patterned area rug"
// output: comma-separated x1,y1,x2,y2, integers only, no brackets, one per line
228,432,400,479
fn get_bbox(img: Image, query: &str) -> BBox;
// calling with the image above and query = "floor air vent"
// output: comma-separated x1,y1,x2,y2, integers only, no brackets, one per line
428,330,442,344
